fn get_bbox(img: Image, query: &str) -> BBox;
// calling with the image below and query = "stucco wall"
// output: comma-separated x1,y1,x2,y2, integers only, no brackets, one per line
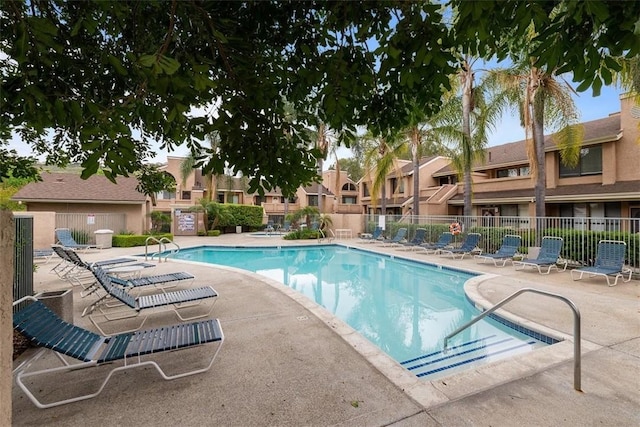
25,202,146,234
617,95,640,182
12,211,57,249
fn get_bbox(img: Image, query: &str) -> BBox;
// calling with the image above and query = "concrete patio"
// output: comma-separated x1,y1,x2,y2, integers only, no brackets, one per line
11,233,640,426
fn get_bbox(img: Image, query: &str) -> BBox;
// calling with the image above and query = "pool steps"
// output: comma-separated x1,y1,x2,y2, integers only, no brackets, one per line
401,335,538,379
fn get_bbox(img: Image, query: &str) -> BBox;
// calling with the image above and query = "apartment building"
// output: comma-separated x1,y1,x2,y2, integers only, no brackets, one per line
155,157,360,226
361,95,640,223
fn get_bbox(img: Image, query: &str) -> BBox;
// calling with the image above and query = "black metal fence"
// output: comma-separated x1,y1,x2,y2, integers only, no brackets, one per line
55,212,127,244
13,216,33,311
364,214,640,273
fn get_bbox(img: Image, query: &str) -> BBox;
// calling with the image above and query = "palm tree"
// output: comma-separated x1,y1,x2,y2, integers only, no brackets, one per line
310,121,337,214
179,131,221,202
488,61,582,218
359,130,406,215
399,60,495,218
401,103,457,219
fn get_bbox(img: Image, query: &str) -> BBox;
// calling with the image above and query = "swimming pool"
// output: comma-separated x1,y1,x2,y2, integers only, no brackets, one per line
170,245,553,379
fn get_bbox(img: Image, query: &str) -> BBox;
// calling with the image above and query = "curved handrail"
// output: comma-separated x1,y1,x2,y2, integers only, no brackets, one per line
145,236,180,262
443,288,581,391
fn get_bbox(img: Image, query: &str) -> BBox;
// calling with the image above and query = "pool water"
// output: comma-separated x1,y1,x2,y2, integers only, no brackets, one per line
170,245,552,379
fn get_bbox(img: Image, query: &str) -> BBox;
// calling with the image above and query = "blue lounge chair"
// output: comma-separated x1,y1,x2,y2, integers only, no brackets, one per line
13,296,224,409
33,248,55,264
83,266,218,334
418,232,453,254
475,234,522,267
55,228,98,251
51,246,156,293
360,226,383,243
439,233,482,259
512,236,568,274
570,240,632,286
398,228,427,251
380,228,408,247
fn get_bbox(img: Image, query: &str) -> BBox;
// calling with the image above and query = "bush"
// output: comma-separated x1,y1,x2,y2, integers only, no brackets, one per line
217,204,263,228
112,233,174,247
283,229,322,240
71,229,91,244
207,230,221,236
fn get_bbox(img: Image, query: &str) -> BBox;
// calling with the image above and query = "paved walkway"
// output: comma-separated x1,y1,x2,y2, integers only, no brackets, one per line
12,234,640,426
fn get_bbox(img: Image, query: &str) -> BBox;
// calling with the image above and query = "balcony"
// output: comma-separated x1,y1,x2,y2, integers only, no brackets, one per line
334,204,362,214
262,202,300,214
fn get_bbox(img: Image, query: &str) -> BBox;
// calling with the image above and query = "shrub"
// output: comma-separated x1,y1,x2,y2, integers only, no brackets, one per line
71,229,90,244
207,230,221,236
283,229,322,240
112,233,174,247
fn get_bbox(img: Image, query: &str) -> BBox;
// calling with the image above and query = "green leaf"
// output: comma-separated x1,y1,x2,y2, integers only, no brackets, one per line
139,55,156,68
107,54,128,76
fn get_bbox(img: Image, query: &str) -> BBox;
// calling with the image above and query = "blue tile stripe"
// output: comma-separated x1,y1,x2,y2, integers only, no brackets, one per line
406,337,514,371
400,335,498,365
416,341,537,378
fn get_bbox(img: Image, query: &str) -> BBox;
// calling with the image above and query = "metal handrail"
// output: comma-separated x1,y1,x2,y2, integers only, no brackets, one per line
443,288,582,391
145,236,180,262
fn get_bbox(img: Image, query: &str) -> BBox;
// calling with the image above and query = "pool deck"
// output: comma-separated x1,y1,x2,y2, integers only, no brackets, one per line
12,233,640,426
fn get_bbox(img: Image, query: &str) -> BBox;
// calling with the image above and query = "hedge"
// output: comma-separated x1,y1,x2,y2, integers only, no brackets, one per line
112,233,174,248
216,204,264,228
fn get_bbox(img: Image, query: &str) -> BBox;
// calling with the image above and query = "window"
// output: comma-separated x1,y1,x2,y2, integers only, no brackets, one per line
181,191,191,200
308,195,318,206
559,146,602,177
362,183,370,197
342,196,357,204
342,183,357,191
496,167,530,178
390,177,404,194
438,176,457,185
156,190,175,200
217,192,225,203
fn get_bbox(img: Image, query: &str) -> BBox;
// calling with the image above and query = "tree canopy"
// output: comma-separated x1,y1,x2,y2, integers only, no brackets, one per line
1,0,638,193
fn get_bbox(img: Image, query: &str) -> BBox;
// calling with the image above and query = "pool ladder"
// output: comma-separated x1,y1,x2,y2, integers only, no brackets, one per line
145,236,180,262
443,288,582,391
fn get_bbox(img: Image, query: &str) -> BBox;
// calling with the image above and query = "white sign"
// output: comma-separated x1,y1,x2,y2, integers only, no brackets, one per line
87,214,95,225
378,215,386,230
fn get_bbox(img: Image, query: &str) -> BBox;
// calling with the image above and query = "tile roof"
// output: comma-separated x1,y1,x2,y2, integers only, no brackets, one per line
434,113,622,176
448,180,640,202
12,173,146,203
301,184,334,196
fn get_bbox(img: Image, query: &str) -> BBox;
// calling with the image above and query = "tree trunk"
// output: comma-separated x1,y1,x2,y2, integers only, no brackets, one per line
317,158,324,213
333,154,341,214
0,209,14,425
411,127,420,221
380,182,387,215
532,91,546,218
461,60,474,217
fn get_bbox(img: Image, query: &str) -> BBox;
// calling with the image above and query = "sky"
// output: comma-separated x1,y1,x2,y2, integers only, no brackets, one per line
7,81,625,166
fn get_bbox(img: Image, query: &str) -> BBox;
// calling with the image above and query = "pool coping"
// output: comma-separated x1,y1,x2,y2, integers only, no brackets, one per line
166,245,603,409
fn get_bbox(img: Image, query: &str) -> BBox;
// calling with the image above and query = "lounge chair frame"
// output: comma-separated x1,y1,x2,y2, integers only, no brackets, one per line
570,240,633,286
475,234,522,267
418,232,453,254
439,233,482,259
359,227,383,243
13,296,224,409
55,227,99,251
84,266,218,335
513,236,568,274
380,228,408,247
397,228,427,251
